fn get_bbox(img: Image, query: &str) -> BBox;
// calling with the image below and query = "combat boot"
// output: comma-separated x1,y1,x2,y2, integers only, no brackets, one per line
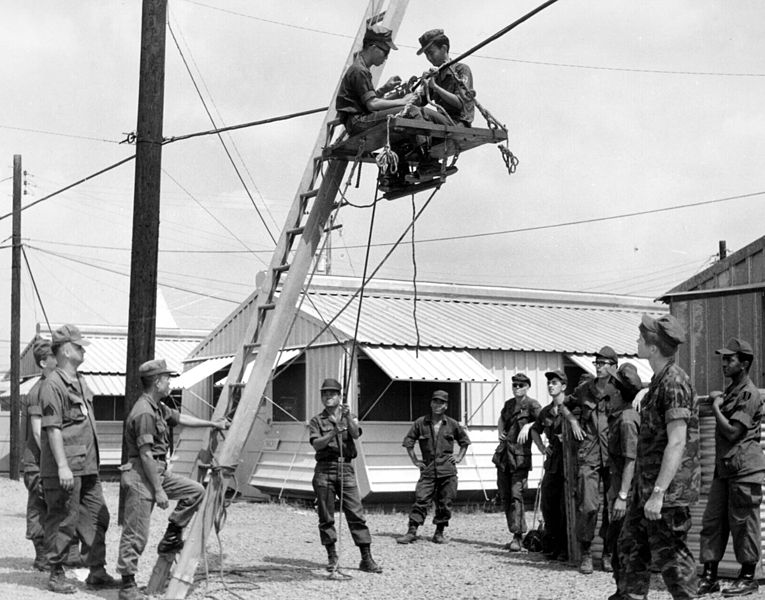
722,578,758,597
157,521,184,554
358,544,383,573
32,539,48,571
48,566,77,594
579,552,593,574
698,561,720,596
86,567,119,589
506,533,523,552
118,583,148,600
396,523,418,544
325,543,338,572
601,552,613,573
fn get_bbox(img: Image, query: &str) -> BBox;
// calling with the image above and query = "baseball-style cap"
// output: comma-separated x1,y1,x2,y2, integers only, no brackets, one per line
416,28,447,55
608,363,642,398
320,378,342,392
640,314,686,347
139,359,178,378
52,324,91,347
595,346,618,364
32,336,53,363
431,390,449,402
544,369,567,383
364,25,398,51
715,337,754,358
511,373,531,385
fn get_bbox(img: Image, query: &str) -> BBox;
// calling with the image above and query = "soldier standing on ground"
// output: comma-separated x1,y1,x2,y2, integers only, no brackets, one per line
495,373,541,551
616,314,700,600
531,369,569,562
697,338,765,598
116,359,230,600
604,363,642,597
39,324,118,594
22,337,57,571
396,390,471,545
559,346,618,574
309,378,382,573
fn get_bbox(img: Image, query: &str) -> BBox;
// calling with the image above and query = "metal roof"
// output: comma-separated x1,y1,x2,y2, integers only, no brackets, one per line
300,292,665,355
79,336,201,375
363,346,499,383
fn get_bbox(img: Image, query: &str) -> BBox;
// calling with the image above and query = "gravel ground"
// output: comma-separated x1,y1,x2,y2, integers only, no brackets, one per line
0,477,759,600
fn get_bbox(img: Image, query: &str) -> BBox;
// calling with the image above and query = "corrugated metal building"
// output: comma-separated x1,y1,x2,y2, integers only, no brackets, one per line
658,236,765,578
1,324,205,471
175,276,663,500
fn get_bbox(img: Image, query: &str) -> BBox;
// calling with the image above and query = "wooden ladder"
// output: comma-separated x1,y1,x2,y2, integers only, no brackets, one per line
155,2,409,598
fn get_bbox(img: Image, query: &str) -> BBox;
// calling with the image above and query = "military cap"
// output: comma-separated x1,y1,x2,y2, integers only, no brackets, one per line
320,378,342,392
51,324,91,347
544,369,567,383
640,313,686,346
511,373,531,385
431,390,449,402
364,24,398,51
715,337,754,358
608,363,642,398
595,346,618,364
416,28,447,55
32,336,53,364
138,359,178,378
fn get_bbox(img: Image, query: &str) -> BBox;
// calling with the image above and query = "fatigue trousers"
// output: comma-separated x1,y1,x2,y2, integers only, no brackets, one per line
117,460,204,575
312,462,371,547
408,472,458,528
618,503,697,600
42,474,109,569
700,477,763,565
540,468,567,555
24,471,47,544
497,467,528,535
576,463,610,544
606,514,625,591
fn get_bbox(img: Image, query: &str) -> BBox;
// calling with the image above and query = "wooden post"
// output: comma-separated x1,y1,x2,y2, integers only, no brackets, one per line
125,0,167,421
9,155,22,481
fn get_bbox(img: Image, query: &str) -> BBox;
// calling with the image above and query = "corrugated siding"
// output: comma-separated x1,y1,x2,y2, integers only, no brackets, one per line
671,292,764,394
363,347,499,383
301,293,662,354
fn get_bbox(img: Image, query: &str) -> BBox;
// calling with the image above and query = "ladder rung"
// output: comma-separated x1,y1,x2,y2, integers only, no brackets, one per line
259,303,276,311
243,343,259,353
287,226,305,236
300,189,319,200
228,382,246,389
273,263,290,273
324,224,342,233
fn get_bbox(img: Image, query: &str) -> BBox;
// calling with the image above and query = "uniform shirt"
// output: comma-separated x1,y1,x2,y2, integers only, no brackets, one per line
714,375,765,481
22,376,46,473
533,400,564,474
431,63,475,125
124,393,181,459
335,54,376,121
634,359,700,507
565,377,613,468
39,368,100,478
607,404,640,502
308,409,360,462
402,414,471,478
499,396,541,472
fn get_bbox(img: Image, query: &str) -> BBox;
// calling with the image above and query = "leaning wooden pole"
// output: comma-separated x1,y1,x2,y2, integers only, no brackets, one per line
163,2,409,597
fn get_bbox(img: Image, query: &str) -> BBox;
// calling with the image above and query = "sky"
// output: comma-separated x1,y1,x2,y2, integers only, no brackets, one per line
1,0,764,372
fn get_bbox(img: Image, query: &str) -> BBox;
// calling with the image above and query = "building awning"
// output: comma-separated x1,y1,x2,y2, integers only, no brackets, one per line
172,356,235,390
566,354,653,385
215,349,304,386
0,376,41,397
84,374,125,396
362,347,500,383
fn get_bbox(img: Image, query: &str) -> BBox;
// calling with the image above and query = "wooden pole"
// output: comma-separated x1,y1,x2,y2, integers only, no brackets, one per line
125,0,167,416
9,154,22,481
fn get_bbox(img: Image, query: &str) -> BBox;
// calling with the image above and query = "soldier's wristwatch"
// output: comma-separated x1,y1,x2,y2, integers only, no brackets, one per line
617,491,628,501
652,485,665,496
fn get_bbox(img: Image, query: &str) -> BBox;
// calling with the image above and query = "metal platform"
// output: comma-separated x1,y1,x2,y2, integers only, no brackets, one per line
324,117,508,162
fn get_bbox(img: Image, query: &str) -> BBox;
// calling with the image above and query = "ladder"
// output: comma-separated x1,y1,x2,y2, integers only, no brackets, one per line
157,2,409,597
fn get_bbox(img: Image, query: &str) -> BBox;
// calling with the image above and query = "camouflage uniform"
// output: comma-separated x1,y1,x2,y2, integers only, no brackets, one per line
618,359,700,600
496,396,541,536
699,375,765,566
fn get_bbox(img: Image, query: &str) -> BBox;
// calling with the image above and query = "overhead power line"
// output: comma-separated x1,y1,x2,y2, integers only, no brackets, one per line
0,124,122,144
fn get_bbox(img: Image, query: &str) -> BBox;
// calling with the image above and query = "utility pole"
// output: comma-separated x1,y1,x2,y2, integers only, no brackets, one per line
10,155,21,480
124,0,167,415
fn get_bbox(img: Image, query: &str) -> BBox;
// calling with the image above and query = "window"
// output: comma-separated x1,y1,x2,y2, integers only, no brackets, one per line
93,395,125,421
357,357,461,421
271,360,306,422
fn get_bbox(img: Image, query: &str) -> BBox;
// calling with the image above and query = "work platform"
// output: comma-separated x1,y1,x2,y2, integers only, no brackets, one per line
324,117,508,162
